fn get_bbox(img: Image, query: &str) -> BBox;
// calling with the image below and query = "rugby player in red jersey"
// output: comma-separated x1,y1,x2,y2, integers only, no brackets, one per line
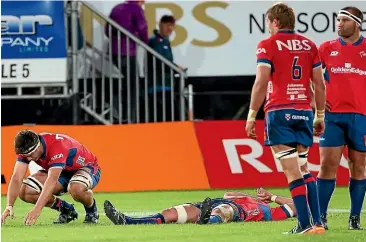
1,130,101,226
317,6,366,230
103,188,295,225
245,3,326,234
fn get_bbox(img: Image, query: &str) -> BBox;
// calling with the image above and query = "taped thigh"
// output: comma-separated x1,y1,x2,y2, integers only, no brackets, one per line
23,176,44,194
67,174,93,191
274,148,298,160
298,149,309,166
173,204,190,224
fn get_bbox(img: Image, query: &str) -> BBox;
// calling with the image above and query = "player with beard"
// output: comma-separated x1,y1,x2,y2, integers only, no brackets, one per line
317,6,366,230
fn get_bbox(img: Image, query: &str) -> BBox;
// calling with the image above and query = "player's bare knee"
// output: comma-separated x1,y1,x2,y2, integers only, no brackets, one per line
300,164,309,174
68,183,87,201
161,208,178,223
67,172,93,200
348,159,366,179
19,185,38,203
19,185,27,202
319,161,338,177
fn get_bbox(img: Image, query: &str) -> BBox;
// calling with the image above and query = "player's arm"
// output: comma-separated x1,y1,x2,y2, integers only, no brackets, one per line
33,167,62,212
248,41,272,121
6,160,29,207
249,66,270,110
33,144,66,212
256,188,296,217
312,44,326,118
271,196,296,217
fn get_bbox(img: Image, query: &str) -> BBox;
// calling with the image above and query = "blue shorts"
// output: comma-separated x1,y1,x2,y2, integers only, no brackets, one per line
264,109,314,147
57,166,101,195
320,113,366,152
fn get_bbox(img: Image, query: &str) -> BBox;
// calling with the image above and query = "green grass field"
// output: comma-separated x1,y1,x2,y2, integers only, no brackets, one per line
2,188,365,242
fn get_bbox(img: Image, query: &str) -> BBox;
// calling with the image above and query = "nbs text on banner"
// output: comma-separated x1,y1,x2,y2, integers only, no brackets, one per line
1,1,67,83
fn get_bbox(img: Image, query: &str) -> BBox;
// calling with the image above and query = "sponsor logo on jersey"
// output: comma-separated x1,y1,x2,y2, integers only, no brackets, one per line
51,153,63,161
330,64,366,76
330,51,339,56
256,48,266,54
285,114,291,120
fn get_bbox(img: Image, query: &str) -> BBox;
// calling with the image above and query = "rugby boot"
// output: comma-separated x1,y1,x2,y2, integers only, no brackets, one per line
313,224,326,234
349,215,363,230
196,197,212,225
53,205,78,224
283,224,316,235
83,211,99,224
104,200,127,225
320,213,328,230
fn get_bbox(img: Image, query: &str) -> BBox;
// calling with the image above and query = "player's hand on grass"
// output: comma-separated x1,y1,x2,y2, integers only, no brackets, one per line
24,207,41,226
1,206,14,224
245,121,257,139
256,188,273,204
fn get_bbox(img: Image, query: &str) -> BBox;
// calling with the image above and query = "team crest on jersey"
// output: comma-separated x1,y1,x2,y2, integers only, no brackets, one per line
285,114,291,121
360,51,366,58
76,156,86,166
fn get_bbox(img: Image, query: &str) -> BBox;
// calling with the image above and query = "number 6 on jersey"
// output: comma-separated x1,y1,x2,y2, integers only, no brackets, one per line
292,56,302,80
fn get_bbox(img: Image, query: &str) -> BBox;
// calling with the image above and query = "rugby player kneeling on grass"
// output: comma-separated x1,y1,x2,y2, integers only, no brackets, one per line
1,130,101,226
104,188,295,225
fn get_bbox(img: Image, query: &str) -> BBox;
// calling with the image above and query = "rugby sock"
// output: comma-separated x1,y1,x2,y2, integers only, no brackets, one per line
349,178,366,217
85,199,97,214
289,178,311,229
51,197,73,212
304,173,322,225
209,215,223,224
125,213,165,224
317,177,336,216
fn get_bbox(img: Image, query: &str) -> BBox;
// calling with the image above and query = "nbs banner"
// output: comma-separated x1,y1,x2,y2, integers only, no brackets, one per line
86,1,365,77
1,1,67,83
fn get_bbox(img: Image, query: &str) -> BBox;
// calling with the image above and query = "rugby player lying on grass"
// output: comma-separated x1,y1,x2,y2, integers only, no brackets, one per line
104,188,296,225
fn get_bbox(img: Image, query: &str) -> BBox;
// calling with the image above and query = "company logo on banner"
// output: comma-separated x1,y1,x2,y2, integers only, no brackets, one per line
87,1,365,77
194,121,350,189
1,1,67,83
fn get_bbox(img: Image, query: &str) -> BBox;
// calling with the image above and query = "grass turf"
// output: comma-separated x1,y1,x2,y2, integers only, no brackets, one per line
1,188,365,242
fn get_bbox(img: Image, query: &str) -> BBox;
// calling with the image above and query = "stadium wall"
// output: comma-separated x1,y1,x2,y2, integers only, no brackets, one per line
1,122,350,194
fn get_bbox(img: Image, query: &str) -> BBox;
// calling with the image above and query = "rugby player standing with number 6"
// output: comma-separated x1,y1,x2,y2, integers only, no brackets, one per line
245,3,326,234
317,6,366,230
1,130,101,226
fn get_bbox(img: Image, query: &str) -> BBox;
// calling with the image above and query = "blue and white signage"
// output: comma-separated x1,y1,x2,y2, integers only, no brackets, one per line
1,1,67,83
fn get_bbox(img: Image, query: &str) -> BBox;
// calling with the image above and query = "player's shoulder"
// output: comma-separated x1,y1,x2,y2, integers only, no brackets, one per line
361,36,366,46
319,39,338,50
40,133,69,147
256,38,272,55
257,37,272,48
